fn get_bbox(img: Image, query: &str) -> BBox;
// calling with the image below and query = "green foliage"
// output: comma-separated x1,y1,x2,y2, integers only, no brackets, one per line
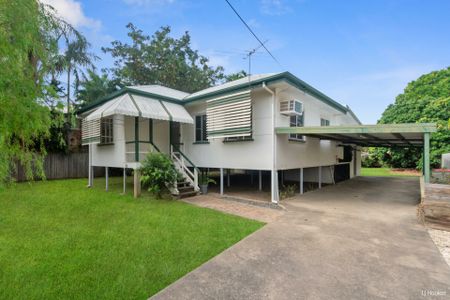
0,0,52,182
280,184,296,199
199,173,216,185
375,67,450,168
102,23,225,93
140,152,178,198
224,70,248,82
361,148,383,168
76,69,120,107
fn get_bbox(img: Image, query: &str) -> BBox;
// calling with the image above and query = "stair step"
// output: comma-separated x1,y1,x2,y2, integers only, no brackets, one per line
177,181,191,187
178,190,198,199
178,186,195,192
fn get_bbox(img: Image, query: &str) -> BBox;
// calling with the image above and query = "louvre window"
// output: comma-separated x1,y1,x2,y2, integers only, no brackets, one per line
195,114,208,142
206,90,252,139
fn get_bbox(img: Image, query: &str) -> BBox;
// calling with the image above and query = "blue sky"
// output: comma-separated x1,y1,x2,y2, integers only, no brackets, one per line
43,0,450,124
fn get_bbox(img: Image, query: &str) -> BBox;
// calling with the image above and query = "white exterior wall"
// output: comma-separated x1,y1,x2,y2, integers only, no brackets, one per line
182,89,273,169
182,84,360,172
276,86,359,170
92,115,171,169
91,114,125,168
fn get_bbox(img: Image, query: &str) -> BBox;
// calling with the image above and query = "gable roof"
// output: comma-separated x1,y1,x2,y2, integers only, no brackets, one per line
77,72,356,119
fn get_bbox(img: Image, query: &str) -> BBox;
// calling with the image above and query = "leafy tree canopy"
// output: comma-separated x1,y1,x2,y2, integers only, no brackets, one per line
102,23,226,93
76,69,121,107
224,70,248,82
374,67,450,168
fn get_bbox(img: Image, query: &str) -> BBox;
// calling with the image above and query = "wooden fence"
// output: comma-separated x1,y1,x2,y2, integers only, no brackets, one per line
15,152,104,182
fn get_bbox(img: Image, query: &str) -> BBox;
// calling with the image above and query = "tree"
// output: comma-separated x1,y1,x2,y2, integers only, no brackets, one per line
375,67,450,168
76,69,120,107
0,0,52,182
224,70,248,82
102,24,225,93
61,38,97,124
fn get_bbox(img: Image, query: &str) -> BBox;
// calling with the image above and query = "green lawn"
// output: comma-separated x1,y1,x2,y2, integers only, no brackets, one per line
0,178,263,300
361,167,419,177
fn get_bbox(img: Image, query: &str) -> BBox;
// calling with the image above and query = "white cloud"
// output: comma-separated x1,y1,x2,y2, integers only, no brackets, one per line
260,0,291,16
40,0,101,30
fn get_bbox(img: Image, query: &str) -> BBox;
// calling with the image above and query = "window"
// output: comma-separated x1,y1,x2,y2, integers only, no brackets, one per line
289,114,304,141
195,114,208,142
321,118,330,126
100,117,114,144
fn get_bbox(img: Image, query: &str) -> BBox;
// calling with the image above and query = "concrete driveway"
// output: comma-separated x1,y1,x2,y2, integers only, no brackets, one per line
151,177,450,299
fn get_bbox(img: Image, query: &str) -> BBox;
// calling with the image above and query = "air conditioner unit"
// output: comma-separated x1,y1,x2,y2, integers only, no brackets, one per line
280,99,303,116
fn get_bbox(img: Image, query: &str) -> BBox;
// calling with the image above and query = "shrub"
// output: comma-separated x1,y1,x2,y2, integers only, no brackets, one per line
139,152,178,198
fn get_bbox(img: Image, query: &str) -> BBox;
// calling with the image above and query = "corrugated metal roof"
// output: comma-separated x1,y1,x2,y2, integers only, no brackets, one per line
184,73,280,100
127,85,190,100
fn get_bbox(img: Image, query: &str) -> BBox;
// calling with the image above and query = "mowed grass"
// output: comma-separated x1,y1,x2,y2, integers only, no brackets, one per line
361,167,419,177
0,178,263,300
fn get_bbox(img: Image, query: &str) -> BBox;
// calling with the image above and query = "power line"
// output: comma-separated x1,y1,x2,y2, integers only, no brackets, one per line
224,0,282,68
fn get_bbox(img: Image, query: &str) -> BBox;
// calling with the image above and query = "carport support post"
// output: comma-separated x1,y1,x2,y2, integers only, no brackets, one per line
220,168,224,195
424,132,431,183
318,166,322,188
105,167,109,191
227,169,230,187
258,170,262,191
299,168,304,194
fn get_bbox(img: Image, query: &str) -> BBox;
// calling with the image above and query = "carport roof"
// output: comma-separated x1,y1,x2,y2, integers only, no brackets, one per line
275,123,437,147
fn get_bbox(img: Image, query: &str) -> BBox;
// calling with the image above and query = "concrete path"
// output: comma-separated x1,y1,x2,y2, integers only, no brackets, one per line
151,177,450,299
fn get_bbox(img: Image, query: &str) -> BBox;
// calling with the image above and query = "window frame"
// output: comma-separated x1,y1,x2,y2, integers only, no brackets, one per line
288,113,305,142
194,114,209,144
320,118,330,126
100,117,114,145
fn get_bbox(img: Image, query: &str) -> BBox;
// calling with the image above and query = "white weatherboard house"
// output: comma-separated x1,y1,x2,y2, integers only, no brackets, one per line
78,71,435,203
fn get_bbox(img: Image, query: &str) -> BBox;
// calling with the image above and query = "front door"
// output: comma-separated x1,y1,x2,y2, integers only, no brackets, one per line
170,122,182,150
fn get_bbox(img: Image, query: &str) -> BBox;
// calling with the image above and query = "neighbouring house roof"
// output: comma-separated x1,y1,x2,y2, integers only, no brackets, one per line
77,72,359,123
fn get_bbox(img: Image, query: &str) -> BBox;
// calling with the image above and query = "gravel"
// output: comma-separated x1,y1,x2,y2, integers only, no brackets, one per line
429,229,450,267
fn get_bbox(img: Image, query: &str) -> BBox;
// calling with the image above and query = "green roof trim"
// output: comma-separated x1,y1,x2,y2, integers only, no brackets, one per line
77,72,358,119
183,72,349,114
77,87,183,114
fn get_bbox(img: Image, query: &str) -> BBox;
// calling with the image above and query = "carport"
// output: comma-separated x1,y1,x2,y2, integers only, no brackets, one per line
275,123,437,182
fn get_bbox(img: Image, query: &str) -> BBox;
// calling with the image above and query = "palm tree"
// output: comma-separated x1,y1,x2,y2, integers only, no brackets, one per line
62,35,96,125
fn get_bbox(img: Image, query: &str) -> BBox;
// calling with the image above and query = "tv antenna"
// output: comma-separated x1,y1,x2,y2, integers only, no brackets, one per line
244,40,268,78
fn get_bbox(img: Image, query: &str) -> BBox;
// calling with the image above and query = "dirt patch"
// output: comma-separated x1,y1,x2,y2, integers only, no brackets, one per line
429,229,450,267
391,169,421,176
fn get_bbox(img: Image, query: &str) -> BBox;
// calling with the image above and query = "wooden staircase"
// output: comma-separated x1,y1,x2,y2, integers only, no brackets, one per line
170,146,200,199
